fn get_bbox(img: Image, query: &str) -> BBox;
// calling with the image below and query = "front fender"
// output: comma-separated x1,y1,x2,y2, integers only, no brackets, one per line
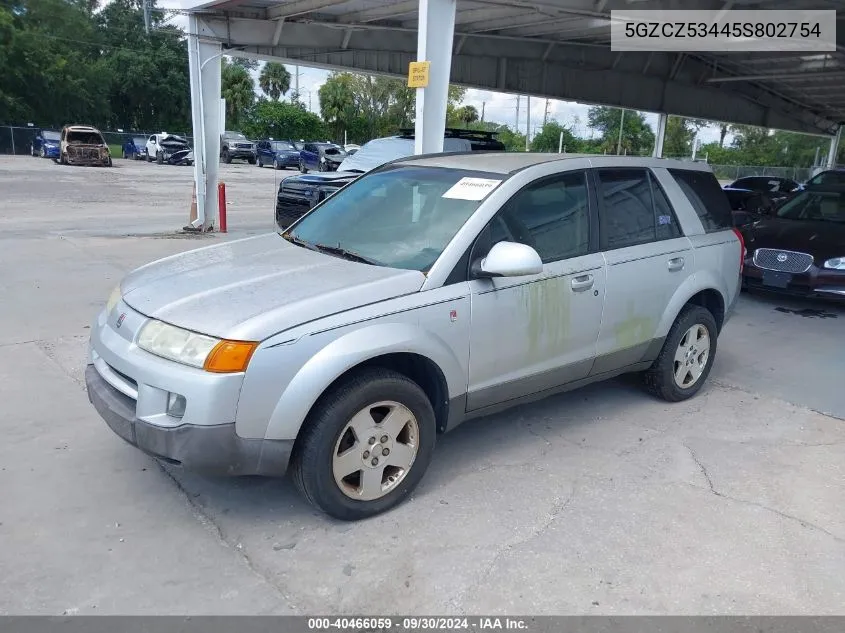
261,322,467,441
656,270,727,338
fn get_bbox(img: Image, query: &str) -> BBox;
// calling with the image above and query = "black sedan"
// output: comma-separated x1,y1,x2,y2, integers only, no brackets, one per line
740,186,845,301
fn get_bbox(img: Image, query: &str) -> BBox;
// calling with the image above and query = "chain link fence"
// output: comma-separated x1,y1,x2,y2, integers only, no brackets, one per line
0,125,194,156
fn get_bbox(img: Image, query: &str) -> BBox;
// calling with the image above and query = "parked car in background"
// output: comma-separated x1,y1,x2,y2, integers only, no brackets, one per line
122,135,147,160
740,185,845,301
344,144,361,155
58,125,111,167
145,133,193,166
724,187,778,228
31,129,61,159
797,168,845,191
276,135,474,229
256,139,300,169
220,131,256,164
87,154,741,520
299,142,346,173
725,176,799,197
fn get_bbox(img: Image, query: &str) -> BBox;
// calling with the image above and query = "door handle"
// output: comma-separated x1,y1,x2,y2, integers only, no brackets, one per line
668,257,685,272
571,274,594,291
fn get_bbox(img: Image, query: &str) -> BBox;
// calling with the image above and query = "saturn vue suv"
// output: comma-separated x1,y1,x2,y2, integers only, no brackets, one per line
86,153,742,521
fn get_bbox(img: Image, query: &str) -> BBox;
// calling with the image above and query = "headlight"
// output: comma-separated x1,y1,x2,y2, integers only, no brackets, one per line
823,257,845,270
106,285,122,314
137,320,258,373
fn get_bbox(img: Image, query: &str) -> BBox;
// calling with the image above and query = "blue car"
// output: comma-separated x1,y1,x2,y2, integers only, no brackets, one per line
298,141,346,173
30,129,61,159
256,139,300,169
122,135,147,160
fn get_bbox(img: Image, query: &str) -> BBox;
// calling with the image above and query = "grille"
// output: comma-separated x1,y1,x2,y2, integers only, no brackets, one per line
753,248,813,273
235,143,253,149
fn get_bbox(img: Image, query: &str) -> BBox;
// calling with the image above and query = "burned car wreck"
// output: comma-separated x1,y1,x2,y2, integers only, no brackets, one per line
58,125,112,167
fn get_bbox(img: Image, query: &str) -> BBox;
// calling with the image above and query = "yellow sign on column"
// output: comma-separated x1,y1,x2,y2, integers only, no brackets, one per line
407,61,431,88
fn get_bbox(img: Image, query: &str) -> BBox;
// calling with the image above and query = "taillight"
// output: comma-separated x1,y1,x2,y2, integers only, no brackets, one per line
732,227,745,274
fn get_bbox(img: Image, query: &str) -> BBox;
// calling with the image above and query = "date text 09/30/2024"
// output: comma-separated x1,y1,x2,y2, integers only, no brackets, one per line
307,617,530,630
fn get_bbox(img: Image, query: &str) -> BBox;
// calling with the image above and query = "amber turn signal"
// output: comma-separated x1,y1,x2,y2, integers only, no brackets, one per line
203,340,258,373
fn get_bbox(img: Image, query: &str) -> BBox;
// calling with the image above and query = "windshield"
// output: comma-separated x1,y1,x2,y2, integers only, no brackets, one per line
272,141,294,151
775,189,845,223
42,130,61,141
285,165,505,272
226,132,247,140
133,136,146,146
806,171,845,187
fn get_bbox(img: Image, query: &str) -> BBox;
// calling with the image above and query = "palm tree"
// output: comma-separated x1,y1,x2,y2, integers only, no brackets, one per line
318,73,357,140
457,105,479,125
221,59,256,127
258,62,291,101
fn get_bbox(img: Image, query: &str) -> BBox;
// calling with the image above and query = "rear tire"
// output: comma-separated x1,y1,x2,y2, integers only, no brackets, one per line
643,305,718,402
290,368,436,521
299,159,307,174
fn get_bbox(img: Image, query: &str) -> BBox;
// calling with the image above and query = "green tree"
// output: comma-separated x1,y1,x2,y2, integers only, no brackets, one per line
221,58,255,129
454,105,479,126
258,62,291,101
243,99,326,142
318,72,357,141
587,106,655,156
96,0,190,131
530,122,579,153
663,116,707,158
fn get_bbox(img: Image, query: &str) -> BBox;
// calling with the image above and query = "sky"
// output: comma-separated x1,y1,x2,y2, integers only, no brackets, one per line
160,5,727,146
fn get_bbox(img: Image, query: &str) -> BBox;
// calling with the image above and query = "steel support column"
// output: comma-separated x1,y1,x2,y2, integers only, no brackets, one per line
826,124,842,169
653,112,667,158
188,15,222,231
413,0,456,155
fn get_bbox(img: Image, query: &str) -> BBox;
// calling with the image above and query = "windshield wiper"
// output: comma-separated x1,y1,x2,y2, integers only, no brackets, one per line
313,243,379,265
282,233,320,252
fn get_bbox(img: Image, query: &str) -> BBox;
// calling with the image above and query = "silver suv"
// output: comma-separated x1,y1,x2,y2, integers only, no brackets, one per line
86,153,743,520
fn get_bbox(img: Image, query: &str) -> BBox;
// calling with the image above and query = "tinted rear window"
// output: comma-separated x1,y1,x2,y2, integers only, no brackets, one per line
669,169,733,232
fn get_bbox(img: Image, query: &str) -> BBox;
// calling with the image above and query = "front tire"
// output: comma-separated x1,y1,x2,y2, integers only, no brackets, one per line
644,305,718,402
291,368,436,521
247,156,256,165
299,160,307,174
222,149,232,164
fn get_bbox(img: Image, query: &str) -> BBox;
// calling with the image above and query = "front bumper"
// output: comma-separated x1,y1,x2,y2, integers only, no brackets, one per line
42,146,60,158
274,153,299,166
226,149,256,159
743,258,845,301
86,364,293,476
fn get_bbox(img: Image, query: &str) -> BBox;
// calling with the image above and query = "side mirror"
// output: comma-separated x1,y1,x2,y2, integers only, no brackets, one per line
472,241,543,278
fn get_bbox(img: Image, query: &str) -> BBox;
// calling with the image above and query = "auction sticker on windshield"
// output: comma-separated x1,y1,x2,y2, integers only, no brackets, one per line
442,177,502,201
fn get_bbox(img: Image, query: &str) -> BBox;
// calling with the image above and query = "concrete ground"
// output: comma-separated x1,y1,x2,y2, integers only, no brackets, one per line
0,156,843,615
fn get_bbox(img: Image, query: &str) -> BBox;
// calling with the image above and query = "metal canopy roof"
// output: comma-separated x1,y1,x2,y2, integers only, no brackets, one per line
186,0,845,136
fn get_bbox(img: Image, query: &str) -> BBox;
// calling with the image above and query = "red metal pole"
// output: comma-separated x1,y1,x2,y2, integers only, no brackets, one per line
217,182,227,233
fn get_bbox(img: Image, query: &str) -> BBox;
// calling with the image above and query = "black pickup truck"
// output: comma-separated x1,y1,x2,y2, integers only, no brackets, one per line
275,129,504,229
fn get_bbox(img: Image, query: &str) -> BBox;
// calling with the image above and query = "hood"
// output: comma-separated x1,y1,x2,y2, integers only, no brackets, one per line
744,216,845,264
119,233,426,341
279,172,359,195
336,136,472,173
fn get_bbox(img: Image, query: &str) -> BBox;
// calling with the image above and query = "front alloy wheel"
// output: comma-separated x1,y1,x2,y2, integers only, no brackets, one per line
332,401,420,501
291,368,436,520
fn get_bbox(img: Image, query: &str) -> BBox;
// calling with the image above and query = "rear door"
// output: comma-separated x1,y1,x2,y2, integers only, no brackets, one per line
591,167,692,374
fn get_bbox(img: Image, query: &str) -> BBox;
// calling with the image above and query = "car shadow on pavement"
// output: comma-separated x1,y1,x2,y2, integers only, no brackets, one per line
162,376,660,524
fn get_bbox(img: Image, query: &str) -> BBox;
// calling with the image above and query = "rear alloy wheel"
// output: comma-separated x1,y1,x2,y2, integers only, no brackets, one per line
291,368,436,521
644,305,717,402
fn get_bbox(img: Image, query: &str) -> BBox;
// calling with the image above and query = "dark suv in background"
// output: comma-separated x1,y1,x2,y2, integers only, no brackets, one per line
220,131,256,164
275,129,505,229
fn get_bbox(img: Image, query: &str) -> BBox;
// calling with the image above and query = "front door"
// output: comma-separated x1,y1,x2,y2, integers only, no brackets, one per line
467,170,606,411
590,167,693,374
